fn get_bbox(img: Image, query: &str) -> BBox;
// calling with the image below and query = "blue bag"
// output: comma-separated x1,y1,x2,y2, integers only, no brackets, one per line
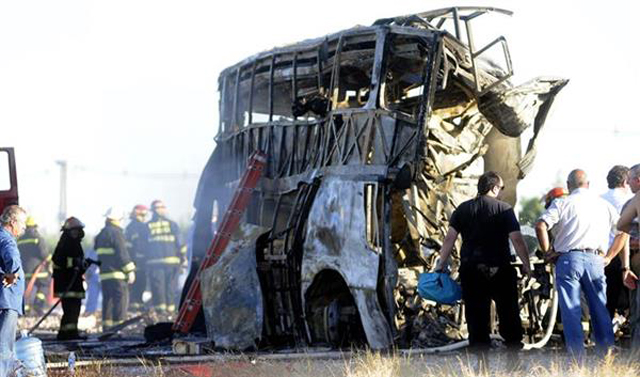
417,272,462,305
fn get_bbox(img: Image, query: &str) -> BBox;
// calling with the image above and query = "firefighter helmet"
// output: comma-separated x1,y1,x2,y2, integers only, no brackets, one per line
25,216,37,227
104,207,127,221
132,204,148,215
62,217,85,231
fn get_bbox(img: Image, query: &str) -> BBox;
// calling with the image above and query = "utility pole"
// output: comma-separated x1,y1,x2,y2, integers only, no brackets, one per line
56,160,67,223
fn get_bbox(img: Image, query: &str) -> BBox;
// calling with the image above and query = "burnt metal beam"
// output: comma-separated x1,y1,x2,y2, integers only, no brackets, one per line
269,55,276,122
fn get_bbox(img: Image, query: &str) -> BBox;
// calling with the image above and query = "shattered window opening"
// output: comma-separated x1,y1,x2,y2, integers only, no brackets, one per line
220,74,237,133
381,35,431,120
331,35,376,110
237,67,253,127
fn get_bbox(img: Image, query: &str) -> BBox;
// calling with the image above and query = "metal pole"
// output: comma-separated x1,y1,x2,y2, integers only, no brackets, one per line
55,160,67,223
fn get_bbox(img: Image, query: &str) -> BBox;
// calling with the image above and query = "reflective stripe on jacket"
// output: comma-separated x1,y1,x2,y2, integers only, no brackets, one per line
147,215,182,263
95,221,135,281
18,227,50,280
52,232,85,298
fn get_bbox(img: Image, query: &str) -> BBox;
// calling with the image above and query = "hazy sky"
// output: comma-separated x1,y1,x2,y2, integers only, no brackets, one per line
1,0,638,234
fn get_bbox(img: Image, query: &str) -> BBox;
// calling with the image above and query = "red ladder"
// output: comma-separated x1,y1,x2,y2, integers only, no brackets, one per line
173,151,267,334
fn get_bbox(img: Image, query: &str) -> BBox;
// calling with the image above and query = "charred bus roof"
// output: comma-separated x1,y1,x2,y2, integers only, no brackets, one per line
217,6,513,79
216,7,516,138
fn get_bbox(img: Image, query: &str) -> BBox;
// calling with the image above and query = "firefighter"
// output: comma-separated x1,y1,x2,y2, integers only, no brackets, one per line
17,216,50,315
147,200,185,314
52,217,87,340
125,204,149,310
95,207,135,331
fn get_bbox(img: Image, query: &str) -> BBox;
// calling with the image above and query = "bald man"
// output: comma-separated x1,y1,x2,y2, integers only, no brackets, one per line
536,169,624,359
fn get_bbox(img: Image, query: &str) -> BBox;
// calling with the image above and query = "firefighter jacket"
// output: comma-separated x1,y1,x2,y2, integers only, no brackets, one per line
95,221,135,282
125,218,149,268
52,232,86,299
18,226,49,280
147,214,184,267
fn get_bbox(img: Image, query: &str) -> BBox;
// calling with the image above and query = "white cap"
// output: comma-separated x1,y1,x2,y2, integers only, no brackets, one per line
104,207,127,222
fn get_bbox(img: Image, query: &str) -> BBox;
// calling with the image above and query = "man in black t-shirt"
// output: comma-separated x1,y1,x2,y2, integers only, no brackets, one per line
435,171,532,362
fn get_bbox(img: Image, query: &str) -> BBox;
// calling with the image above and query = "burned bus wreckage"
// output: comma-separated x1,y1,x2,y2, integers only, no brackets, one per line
186,7,568,351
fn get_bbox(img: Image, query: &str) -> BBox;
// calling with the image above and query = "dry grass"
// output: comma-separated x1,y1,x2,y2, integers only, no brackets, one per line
343,352,401,377
342,350,640,377
39,350,640,377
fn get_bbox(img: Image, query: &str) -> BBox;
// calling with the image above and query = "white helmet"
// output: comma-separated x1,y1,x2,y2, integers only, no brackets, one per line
104,207,127,222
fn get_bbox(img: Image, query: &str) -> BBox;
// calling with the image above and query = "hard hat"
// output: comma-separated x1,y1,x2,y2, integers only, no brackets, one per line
544,187,568,208
150,200,166,210
133,204,148,212
104,207,127,222
62,217,85,231
25,216,37,227
132,204,148,214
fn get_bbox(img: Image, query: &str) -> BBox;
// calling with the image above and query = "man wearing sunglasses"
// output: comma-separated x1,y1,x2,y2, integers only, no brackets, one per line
435,171,532,370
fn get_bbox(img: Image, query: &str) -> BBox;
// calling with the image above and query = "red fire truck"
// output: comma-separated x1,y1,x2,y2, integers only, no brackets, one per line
0,148,19,213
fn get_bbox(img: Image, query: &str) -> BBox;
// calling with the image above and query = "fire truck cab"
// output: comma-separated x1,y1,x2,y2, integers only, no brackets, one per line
0,148,19,213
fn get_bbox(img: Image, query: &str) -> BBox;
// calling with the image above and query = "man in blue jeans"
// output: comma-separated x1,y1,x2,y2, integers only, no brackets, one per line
0,205,27,376
536,169,626,359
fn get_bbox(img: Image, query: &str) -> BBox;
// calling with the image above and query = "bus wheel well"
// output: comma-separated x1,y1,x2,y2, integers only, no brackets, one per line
305,270,367,347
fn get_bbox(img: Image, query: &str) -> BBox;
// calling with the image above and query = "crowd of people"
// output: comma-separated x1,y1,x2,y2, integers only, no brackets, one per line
436,163,640,367
1,200,187,343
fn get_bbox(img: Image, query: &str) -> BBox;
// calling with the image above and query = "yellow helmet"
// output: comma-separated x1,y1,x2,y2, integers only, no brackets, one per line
25,216,37,227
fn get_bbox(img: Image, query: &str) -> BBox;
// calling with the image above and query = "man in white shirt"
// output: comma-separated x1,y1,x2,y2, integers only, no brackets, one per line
601,166,633,213
535,169,625,359
600,165,632,319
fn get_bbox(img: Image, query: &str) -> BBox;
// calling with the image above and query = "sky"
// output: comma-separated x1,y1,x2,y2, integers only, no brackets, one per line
1,0,639,234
